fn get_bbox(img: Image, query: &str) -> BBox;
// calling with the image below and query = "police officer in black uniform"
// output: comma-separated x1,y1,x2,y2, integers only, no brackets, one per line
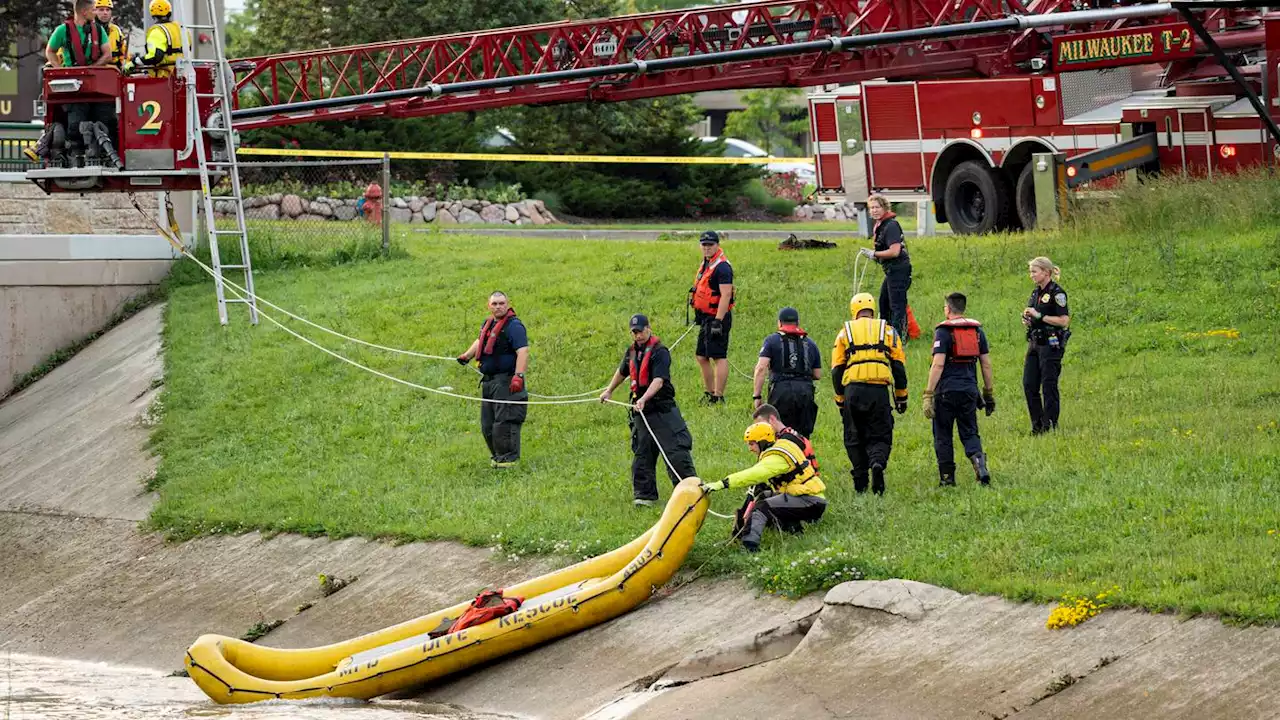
457,291,530,468
600,314,697,507
1022,257,1071,434
752,307,823,437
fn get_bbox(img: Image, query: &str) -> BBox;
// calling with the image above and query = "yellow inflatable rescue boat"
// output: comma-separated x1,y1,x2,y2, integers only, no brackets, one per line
185,477,709,704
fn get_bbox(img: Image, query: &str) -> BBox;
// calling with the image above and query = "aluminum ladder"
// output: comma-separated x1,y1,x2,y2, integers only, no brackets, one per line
175,0,258,325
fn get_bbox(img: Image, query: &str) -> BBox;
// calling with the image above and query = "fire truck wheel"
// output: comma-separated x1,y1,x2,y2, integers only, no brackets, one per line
942,160,1010,236
1015,163,1037,230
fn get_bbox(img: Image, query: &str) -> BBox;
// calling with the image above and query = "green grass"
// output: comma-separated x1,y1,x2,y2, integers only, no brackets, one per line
149,173,1280,624
536,218,921,232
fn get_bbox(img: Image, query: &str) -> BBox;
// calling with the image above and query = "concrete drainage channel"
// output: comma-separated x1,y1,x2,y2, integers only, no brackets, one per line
579,608,823,720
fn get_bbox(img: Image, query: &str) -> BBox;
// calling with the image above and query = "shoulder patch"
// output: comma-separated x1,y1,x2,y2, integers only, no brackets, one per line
1055,292,1067,306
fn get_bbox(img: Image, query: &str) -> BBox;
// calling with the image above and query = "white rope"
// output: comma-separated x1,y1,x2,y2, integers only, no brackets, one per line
603,398,732,520
852,249,873,296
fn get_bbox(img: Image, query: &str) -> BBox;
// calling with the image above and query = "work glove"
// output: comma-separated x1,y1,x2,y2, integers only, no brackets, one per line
456,355,470,366
834,393,845,409
699,478,730,494
895,395,908,415
983,389,996,416
708,319,724,338
509,373,525,394
859,248,875,259
922,390,935,419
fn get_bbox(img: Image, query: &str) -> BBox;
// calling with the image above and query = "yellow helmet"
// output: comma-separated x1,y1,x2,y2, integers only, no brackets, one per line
743,422,776,446
95,0,113,8
149,0,172,16
850,292,876,319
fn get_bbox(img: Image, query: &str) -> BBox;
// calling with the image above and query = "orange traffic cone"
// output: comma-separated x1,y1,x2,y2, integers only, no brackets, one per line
906,305,921,340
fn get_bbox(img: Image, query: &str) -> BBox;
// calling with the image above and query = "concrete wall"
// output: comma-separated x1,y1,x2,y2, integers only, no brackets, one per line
0,174,178,398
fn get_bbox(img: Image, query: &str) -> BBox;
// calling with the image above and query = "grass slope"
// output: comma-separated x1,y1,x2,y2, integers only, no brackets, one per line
151,176,1280,623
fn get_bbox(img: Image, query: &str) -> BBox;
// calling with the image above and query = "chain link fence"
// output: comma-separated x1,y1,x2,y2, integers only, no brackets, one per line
203,158,391,270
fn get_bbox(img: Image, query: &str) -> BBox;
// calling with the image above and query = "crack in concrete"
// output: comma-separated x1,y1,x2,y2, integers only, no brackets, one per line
0,507,140,524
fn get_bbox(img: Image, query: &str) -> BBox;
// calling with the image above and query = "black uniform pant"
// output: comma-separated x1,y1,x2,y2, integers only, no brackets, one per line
1023,342,1064,432
842,383,894,492
932,390,983,475
481,373,527,463
768,378,817,438
878,265,912,339
630,406,696,501
741,494,826,549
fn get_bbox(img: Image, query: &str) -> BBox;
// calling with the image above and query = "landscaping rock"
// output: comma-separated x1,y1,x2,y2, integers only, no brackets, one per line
280,194,304,218
421,203,436,223
504,205,519,223
334,205,357,221
479,204,506,224
392,197,408,209
437,209,457,223
516,202,531,219
461,199,480,210
457,208,482,223
409,199,424,213
527,204,546,225
310,202,333,218
247,204,280,220
389,207,412,224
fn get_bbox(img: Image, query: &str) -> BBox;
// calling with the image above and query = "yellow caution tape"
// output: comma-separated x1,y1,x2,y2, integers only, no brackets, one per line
236,147,814,165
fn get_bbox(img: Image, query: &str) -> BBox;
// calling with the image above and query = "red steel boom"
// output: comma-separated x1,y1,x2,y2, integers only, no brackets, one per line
231,0,1262,130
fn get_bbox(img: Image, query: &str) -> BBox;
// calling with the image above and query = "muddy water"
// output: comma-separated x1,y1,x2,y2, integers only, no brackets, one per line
0,654,521,720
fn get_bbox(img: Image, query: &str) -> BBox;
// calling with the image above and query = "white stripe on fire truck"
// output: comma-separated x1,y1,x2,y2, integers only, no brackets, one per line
817,141,842,154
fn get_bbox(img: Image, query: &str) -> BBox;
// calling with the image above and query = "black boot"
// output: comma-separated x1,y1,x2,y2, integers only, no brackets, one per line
939,469,956,487
971,453,991,485
870,462,885,496
852,472,868,494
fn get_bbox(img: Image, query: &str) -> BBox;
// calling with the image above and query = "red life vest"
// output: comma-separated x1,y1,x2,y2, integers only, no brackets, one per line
781,426,820,473
691,249,734,315
937,318,982,363
627,335,662,395
872,210,897,238
446,589,523,634
66,19,103,66
478,309,516,358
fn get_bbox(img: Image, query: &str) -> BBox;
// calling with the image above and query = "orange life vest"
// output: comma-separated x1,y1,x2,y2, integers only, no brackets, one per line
447,589,523,634
937,318,982,363
691,249,734,315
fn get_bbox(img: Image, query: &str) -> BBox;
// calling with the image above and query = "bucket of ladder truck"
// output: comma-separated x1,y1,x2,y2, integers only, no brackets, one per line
26,66,217,194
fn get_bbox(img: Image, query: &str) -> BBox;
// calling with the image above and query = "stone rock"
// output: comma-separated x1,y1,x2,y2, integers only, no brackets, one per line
437,209,457,224
248,204,280,220
389,207,412,224
504,205,519,222
516,202,531,219
457,208,482,223
213,200,236,214
280,194,304,218
823,206,837,221
334,205,357,221
310,202,333,218
823,580,962,621
265,193,283,205
409,199,424,213
449,202,464,217
479,204,506,224
392,197,408,209
461,199,480,210
526,204,545,225
541,209,558,223
794,206,812,220
533,199,547,213
244,197,265,209
421,203,437,222
479,200,491,208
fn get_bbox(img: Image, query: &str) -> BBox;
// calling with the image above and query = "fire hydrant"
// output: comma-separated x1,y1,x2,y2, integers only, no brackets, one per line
362,182,383,225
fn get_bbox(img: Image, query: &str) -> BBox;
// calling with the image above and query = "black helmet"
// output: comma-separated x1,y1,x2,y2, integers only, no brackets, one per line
699,230,721,245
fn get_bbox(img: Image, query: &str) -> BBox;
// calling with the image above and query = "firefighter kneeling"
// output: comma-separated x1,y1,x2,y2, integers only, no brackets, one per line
700,422,826,553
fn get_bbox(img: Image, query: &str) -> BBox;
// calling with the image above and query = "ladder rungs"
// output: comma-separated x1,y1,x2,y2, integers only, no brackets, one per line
218,264,250,269
213,229,245,235
187,23,216,29
209,195,239,201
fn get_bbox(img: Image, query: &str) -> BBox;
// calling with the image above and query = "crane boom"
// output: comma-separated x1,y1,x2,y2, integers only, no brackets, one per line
231,0,1264,131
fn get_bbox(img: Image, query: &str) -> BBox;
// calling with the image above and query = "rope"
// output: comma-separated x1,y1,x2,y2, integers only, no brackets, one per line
852,249,873,296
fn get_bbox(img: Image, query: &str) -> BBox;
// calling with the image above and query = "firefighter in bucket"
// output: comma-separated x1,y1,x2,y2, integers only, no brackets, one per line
700,422,826,553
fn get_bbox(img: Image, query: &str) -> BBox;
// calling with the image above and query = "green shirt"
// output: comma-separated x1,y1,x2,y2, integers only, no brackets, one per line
48,22,109,67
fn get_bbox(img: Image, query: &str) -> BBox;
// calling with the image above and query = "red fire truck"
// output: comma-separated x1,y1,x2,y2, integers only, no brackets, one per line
26,0,1279,222
810,10,1280,233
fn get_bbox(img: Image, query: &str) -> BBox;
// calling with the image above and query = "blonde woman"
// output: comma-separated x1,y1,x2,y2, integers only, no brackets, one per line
858,194,912,339
1021,257,1071,434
